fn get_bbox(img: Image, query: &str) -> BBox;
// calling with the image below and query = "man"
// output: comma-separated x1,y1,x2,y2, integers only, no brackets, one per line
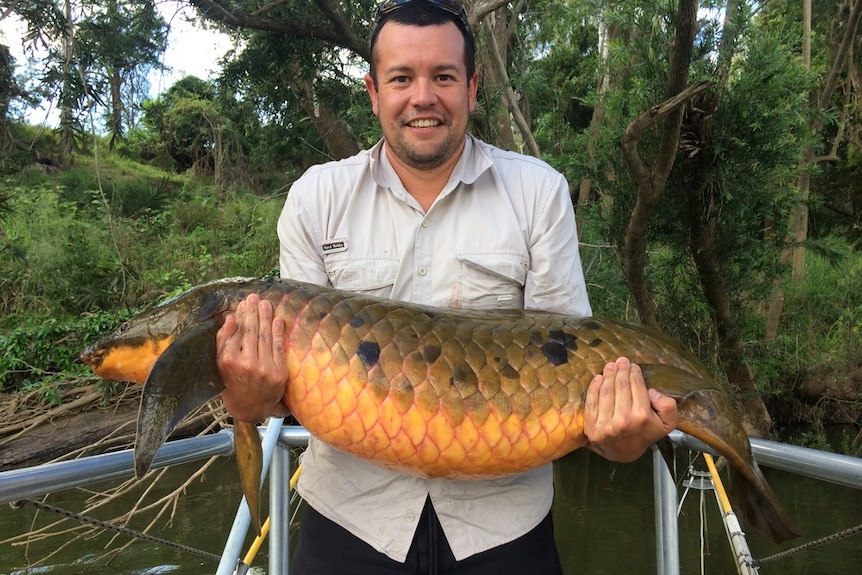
216,1,678,573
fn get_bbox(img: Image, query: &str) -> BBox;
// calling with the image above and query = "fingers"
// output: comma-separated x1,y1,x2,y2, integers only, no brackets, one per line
271,315,285,371
649,388,679,433
586,357,642,429
240,293,260,358
218,294,276,363
215,293,289,422
584,357,679,462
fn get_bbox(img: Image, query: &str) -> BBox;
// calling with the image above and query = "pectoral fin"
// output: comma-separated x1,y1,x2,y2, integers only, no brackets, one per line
234,420,264,535
135,318,225,478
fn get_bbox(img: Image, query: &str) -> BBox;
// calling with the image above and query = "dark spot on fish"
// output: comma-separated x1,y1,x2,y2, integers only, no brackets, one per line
583,320,601,331
357,341,380,367
398,379,414,392
589,338,602,347
500,364,519,379
451,362,478,391
541,341,569,367
529,330,545,346
349,315,366,328
550,330,579,351
422,345,442,364
549,330,570,345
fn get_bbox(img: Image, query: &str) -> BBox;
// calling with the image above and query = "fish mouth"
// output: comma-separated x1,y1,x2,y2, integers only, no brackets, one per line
80,345,103,368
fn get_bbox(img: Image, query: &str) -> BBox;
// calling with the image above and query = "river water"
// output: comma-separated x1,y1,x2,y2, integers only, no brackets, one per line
1,446,860,574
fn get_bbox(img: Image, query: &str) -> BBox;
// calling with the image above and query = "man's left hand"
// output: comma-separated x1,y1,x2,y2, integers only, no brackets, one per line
584,357,678,462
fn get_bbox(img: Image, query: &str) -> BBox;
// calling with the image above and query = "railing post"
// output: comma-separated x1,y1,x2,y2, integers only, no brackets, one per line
269,441,292,575
216,418,284,575
653,445,680,575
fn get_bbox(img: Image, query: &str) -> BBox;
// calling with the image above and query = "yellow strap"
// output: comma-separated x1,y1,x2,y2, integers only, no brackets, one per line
704,453,733,513
241,463,303,567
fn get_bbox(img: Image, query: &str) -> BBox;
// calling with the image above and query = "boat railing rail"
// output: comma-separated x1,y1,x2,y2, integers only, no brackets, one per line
1,426,861,575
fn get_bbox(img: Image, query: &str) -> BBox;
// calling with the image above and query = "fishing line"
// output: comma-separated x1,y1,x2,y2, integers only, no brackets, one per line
12,498,222,562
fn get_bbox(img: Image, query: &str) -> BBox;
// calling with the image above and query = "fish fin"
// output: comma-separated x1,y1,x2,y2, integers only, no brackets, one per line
135,318,225,478
655,436,676,482
234,420,264,536
728,463,800,543
640,363,798,542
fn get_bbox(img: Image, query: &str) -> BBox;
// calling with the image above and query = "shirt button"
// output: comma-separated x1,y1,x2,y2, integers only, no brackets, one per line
421,219,430,228
417,267,427,276
405,513,416,522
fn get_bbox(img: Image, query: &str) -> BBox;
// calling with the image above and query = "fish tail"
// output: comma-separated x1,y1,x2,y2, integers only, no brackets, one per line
727,460,800,543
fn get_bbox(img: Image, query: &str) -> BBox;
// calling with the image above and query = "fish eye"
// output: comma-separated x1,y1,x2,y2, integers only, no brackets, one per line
119,322,130,333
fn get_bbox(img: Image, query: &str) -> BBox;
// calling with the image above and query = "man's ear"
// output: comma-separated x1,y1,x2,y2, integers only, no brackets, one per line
365,73,380,116
468,71,479,113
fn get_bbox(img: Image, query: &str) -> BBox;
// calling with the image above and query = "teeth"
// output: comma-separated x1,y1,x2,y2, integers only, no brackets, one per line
410,119,440,128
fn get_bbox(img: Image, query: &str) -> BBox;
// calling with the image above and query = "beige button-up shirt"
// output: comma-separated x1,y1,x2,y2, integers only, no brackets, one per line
277,135,591,561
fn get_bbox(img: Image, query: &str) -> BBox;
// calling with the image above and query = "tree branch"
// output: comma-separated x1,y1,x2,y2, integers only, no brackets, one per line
620,81,711,191
470,0,511,28
483,9,540,157
817,0,862,109
187,0,371,62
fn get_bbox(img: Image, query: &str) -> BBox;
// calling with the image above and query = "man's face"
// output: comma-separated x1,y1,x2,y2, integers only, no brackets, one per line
365,21,479,171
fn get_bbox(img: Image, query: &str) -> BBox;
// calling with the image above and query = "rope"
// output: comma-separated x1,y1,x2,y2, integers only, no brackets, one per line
11,498,223,562
756,522,862,566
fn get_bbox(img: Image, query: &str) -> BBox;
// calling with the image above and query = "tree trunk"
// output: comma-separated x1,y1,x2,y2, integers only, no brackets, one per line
618,0,701,326
482,7,539,156
58,0,75,165
477,9,517,151
109,67,124,144
577,12,612,225
289,72,359,161
687,173,774,435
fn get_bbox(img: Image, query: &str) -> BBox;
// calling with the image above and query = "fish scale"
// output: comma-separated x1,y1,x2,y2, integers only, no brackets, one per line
272,284,697,479
80,277,798,543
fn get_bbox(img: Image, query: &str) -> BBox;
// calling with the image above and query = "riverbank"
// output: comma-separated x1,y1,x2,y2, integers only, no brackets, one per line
0,382,222,471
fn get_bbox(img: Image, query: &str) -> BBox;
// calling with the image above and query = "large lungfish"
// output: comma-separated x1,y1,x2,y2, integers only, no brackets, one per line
81,277,797,542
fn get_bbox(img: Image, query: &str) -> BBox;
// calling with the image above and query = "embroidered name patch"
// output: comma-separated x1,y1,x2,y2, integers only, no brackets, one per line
322,239,349,254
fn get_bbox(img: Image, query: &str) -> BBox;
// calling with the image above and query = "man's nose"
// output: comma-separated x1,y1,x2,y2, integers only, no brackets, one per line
410,78,438,106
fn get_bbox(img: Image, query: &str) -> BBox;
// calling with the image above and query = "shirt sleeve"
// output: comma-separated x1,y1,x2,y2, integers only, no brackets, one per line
523,172,593,317
277,176,329,286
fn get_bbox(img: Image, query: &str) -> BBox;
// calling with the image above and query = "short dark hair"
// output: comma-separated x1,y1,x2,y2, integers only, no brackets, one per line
368,1,476,86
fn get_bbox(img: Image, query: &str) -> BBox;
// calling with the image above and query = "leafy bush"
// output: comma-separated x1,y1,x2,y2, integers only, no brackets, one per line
0,309,129,394
751,239,862,399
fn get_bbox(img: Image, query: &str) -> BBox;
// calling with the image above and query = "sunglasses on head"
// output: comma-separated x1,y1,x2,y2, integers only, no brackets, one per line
376,0,471,32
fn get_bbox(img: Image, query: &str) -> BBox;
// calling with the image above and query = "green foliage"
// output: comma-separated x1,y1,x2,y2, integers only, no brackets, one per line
751,240,862,399
0,309,128,394
0,142,284,397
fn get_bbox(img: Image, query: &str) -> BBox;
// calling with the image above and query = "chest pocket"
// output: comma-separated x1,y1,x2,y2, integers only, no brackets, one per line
456,253,527,309
324,256,399,298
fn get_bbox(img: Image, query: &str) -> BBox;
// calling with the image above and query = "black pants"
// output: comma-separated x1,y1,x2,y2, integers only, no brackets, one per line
291,498,564,575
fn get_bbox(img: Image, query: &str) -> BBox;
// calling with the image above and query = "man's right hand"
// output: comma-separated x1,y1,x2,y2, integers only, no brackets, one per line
215,293,292,422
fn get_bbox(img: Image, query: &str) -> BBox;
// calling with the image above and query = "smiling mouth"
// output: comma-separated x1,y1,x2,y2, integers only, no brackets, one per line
408,119,442,128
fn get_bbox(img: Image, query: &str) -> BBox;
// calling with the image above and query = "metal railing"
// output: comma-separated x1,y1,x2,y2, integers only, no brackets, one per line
1,426,861,574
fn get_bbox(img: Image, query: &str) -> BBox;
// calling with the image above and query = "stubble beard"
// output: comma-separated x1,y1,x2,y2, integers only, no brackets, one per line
386,123,462,171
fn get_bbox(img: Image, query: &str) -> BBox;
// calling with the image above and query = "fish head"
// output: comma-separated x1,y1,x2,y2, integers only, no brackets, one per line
80,278,259,383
